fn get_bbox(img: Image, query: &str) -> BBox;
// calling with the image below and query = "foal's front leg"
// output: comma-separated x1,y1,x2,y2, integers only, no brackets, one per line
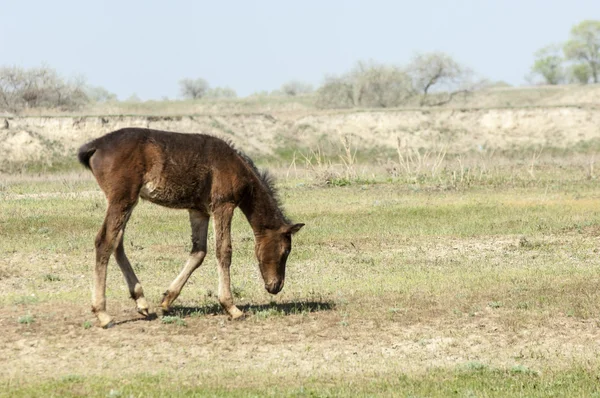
114,231,149,317
161,210,209,311
213,203,244,319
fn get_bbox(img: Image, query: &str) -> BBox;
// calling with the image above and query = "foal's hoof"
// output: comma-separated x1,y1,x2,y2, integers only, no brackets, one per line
232,313,247,321
161,291,177,312
229,309,246,321
137,307,150,317
96,312,114,329
135,297,150,318
160,300,172,315
102,320,116,329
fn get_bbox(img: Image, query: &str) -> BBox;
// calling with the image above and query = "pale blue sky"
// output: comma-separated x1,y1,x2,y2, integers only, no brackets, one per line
1,0,598,100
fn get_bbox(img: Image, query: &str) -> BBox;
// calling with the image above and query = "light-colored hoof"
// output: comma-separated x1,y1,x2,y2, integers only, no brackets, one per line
229,307,245,320
137,307,150,317
136,297,150,317
161,291,175,312
97,312,114,328
103,320,116,329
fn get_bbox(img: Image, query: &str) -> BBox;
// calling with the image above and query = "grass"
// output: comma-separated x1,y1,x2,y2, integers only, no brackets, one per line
17,313,34,325
161,315,187,326
4,178,600,313
4,366,600,397
3,159,600,395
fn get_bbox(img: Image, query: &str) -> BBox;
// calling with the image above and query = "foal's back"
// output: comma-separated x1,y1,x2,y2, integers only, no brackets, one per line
79,128,252,209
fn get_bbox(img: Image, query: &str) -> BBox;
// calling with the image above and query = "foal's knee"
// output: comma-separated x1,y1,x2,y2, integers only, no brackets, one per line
94,229,106,251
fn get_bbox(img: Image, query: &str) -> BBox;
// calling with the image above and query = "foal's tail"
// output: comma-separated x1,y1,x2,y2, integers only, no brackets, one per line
77,141,97,170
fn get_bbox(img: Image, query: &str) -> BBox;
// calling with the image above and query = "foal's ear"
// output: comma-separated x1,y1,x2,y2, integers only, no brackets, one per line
285,223,305,235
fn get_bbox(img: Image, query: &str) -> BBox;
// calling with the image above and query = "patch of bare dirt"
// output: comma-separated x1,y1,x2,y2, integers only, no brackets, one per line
1,301,600,384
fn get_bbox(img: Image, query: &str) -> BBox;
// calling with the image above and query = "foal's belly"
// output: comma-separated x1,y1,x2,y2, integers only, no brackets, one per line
139,180,204,209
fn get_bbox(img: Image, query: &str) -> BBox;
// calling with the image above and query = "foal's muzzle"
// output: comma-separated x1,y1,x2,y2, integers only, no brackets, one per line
265,279,284,295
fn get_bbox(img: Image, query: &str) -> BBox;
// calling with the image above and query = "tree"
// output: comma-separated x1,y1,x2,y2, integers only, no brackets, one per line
281,80,314,96
569,63,592,84
179,78,209,99
406,52,474,105
563,20,600,83
530,45,565,85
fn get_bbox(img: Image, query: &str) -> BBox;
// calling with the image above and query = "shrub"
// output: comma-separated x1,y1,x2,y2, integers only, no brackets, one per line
0,65,88,113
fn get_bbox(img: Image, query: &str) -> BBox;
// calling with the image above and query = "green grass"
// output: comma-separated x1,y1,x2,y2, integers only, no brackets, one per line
4,366,600,397
161,315,188,326
17,313,34,325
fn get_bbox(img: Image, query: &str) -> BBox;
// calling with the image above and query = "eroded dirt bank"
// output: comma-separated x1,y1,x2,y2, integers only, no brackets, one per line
1,106,599,163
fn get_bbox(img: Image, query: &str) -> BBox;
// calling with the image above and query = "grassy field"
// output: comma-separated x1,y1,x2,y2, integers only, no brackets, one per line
2,155,600,396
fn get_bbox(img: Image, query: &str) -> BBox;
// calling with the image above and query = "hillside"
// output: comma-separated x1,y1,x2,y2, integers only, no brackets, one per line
1,85,600,171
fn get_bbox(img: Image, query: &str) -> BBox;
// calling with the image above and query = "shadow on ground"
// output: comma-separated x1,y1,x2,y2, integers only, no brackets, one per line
114,313,159,326
164,300,336,318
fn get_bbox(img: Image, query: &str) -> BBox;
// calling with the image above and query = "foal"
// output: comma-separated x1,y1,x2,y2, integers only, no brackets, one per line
78,128,304,327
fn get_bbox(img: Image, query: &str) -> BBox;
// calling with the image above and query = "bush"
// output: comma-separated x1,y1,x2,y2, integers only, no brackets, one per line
350,61,413,107
316,61,413,109
317,55,477,109
205,86,237,99
84,85,117,103
281,80,314,96
0,65,88,113
179,77,209,99
316,75,355,108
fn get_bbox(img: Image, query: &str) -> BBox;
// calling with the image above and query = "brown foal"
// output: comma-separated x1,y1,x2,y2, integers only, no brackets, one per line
78,128,304,327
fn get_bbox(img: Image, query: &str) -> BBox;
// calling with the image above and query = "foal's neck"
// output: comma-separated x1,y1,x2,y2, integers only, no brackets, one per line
239,178,287,235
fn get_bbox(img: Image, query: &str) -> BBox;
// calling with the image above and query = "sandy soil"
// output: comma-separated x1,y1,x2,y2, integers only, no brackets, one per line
1,301,599,384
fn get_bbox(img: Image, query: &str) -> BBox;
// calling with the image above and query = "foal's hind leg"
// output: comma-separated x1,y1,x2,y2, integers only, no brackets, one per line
161,210,209,312
93,201,136,327
114,228,150,317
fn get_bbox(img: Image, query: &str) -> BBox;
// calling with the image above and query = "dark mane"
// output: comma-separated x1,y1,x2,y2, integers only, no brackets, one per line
227,140,291,224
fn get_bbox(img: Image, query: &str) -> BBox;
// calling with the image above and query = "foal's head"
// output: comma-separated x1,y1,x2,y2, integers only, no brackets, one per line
255,223,304,294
